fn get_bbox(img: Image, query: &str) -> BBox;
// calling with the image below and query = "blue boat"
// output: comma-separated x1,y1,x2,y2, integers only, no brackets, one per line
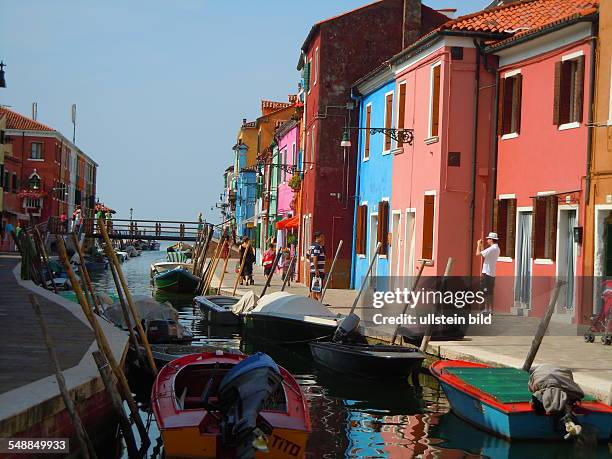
430,360,612,441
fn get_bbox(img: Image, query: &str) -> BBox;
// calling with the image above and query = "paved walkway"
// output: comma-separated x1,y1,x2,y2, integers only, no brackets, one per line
209,261,612,403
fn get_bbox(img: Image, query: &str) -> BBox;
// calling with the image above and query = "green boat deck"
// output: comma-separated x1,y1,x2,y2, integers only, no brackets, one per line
445,367,593,404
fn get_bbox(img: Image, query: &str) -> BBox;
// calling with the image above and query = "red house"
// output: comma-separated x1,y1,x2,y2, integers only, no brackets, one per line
0,107,97,233
296,0,448,287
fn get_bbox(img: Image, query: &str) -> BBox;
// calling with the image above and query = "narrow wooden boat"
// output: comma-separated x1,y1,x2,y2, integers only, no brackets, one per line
430,360,612,441
84,259,108,272
241,292,342,344
152,351,311,458
309,342,425,380
154,266,200,294
150,261,193,278
194,295,241,326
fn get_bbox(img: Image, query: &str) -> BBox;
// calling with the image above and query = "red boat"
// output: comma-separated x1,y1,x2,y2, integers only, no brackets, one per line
152,351,311,458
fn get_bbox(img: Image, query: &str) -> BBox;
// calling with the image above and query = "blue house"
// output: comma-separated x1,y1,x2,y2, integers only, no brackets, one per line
233,142,257,240
351,68,396,289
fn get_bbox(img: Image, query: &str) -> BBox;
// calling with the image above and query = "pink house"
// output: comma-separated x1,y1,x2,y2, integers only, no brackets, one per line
275,119,300,218
367,0,597,324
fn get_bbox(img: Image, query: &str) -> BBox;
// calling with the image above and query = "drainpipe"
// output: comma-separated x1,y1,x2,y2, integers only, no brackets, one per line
469,41,482,275
349,89,361,289
585,23,597,207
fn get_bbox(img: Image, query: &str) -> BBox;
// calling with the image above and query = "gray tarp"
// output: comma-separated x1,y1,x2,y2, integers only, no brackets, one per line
528,364,584,414
102,295,178,330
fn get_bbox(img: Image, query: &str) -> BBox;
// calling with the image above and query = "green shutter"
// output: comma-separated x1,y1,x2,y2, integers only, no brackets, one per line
303,62,311,92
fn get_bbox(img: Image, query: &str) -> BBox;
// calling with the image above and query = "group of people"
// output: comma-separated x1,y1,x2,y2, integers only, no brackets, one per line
59,205,83,234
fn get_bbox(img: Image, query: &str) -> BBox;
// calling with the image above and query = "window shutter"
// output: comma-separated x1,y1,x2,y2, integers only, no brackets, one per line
356,205,367,255
431,66,441,137
502,77,514,135
531,197,538,258
547,196,558,261
364,106,371,159
553,61,562,126
514,74,523,134
507,199,517,258
492,199,500,233
385,95,393,151
303,62,311,92
377,201,389,255
422,195,435,260
574,55,585,123
398,84,407,146
497,76,506,135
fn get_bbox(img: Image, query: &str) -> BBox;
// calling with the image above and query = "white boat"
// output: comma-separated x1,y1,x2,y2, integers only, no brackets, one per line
241,292,343,343
149,261,193,278
116,251,129,262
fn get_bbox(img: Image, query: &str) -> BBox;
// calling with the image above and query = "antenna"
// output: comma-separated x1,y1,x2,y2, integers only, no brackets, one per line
32,102,37,120
71,104,77,144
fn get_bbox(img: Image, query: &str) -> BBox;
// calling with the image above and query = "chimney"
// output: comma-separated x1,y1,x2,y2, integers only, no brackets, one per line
402,0,422,49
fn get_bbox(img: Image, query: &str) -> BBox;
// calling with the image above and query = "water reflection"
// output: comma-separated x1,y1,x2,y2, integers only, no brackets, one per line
87,247,608,459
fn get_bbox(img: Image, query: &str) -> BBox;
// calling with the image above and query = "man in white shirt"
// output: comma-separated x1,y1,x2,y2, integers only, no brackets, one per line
476,232,500,312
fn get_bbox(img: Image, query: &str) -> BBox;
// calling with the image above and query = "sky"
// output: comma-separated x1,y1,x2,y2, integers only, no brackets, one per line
0,0,488,222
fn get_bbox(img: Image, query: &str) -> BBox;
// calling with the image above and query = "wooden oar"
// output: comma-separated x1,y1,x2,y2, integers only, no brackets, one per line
281,255,296,292
349,242,381,316
216,240,232,292
260,250,282,298
203,238,227,294
391,259,427,345
320,240,343,303
232,241,251,296
70,232,101,314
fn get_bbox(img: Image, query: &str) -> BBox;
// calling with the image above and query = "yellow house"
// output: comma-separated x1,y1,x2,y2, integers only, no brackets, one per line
586,0,612,314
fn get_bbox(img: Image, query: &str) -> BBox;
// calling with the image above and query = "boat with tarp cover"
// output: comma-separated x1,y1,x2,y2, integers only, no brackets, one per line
431,360,612,441
152,351,311,458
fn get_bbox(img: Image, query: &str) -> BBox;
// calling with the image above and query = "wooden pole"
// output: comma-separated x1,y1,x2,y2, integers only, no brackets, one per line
522,279,565,372
320,240,343,302
349,242,381,315
232,241,251,296
70,232,101,314
419,258,453,352
29,295,96,459
108,261,141,360
33,228,58,293
260,250,282,298
97,219,158,376
92,351,139,459
281,255,296,292
391,259,427,345
56,237,150,445
196,226,214,278
200,236,223,293
202,238,226,294
216,240,232,293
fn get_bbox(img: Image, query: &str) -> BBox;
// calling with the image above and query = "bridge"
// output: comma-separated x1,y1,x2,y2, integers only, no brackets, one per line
47,217,222,242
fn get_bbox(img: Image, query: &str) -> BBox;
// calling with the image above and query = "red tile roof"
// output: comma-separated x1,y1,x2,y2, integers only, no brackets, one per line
0,107,54,131
261,100,293,111
440,0,597,37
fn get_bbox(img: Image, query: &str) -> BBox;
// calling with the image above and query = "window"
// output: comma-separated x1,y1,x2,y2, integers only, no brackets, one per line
422,194,435,260
355,204,368,255
553,55,585,126
493,198,517,257
532,195,557,260
397,82,407,147
384,93,393,151
498,73,523,136
3,171,8,190
429,63,441,138
0,164,4,190
308,58,312,92
292,143,297,169
364,105,372,160
377,200,389,255
30,142,43,160
11,173,17,193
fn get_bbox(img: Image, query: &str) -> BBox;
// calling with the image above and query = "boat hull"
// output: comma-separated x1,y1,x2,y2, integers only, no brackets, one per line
194,296,240,326
309,342,424,379
154,268,199,294
243,314,338,344
431,360,612,441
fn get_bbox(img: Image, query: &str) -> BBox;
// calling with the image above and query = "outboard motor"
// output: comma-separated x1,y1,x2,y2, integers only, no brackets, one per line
333,313,368,344
217,353,282,458
528,364,585,439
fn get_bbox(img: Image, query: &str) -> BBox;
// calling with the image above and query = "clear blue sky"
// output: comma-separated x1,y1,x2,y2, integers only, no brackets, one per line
0,0,488,222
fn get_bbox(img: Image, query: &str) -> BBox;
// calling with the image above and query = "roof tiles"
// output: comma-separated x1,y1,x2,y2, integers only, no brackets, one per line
0,107,54,131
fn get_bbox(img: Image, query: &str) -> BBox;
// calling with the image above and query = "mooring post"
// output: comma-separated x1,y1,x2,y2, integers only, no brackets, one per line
349,242,381,316
217,238,232,292
108,261,142,360
71,232,101,314
203,238,227,294
232,241,251,296
320,240,343,303
260,249,283,298
92,351,139,459
29,295,97,459
391,259,428,345
419,258,453,352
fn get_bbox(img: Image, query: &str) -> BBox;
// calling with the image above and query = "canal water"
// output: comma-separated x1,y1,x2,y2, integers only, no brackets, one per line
82,247,607,459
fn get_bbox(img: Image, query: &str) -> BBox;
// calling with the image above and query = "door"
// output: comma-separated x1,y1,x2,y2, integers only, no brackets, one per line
558,209,577,310
514,211,532,308
404,210,416,279
369,213,379,280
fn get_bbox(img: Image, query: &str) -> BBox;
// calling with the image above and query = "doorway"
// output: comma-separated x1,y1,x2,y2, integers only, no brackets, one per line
557,208,577,313
514,210,532,310
404,210,416,279
391,211,402,277
369,213,379,280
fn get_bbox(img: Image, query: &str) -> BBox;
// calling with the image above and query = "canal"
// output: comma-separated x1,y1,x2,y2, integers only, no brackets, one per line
80,246,607,459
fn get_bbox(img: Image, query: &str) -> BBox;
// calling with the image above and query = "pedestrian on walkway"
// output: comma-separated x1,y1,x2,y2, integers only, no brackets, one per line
262,243,276,276
308,231,326,301
476,232,500,312
239,237,256,286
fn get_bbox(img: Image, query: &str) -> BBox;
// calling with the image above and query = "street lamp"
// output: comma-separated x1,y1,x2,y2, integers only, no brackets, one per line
340,130,352,147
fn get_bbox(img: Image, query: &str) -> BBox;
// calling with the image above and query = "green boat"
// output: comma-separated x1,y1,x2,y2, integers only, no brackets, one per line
153,267,200,294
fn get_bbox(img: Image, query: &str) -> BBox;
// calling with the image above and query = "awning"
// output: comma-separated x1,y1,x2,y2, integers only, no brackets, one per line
276,215,299,230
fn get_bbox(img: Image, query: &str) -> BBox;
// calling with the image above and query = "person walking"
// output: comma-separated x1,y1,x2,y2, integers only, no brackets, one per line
308,231,326,301
262,243,276,277
239,237,256,286
476,232,500,313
